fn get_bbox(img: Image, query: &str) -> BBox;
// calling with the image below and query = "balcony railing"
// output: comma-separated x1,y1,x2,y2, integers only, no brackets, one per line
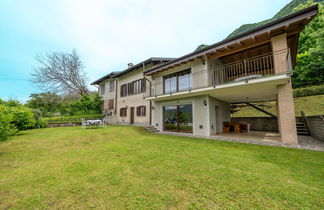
144,49,291,98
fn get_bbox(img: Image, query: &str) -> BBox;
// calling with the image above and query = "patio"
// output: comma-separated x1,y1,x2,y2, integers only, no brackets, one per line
159,130,324,152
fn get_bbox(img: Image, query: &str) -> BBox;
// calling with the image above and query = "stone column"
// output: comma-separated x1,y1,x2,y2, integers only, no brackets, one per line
271,33,298,145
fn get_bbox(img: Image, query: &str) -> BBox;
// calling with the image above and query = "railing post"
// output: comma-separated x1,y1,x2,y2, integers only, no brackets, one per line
244,59,247,77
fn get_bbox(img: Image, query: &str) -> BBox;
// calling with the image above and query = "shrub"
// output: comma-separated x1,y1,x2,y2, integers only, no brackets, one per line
67,93,103,115
11,106,36,130
293,85,324,98
0,105,18,141
34,118,48,128
42,114,103,123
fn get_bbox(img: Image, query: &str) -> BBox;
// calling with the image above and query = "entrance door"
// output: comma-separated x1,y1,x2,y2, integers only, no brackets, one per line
130,107,134,124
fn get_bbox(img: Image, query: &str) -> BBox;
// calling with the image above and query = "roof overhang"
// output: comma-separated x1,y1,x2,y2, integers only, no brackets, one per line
145,5,318,76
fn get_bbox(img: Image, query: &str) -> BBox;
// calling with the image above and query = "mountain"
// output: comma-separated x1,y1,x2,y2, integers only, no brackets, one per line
226,0,324,39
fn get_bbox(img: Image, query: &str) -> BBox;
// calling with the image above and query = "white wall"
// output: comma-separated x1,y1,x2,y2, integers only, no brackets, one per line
151,95,230,136
208,97,231,134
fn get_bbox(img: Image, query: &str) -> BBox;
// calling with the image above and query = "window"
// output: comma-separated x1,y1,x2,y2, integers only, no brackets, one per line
164,104,192,133
120,108,127,117
136,106,146,116
120,84,128,97
164,69,191,94
109,80,114,92
100,83,105,95
108,99,114,110
120,79,145,97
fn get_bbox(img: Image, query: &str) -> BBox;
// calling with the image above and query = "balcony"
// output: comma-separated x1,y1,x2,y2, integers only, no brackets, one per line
144,49,291,100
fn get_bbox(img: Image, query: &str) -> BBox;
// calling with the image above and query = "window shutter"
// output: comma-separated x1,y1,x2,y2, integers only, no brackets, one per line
143,106,146,116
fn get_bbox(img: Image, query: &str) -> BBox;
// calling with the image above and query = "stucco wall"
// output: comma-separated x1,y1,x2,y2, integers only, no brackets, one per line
208,97,231,134
151,95,230,136
99,79,117,124
116,68,150,125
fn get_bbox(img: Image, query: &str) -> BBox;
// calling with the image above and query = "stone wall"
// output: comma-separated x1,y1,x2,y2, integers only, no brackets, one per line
307,115,324,141
231,117,278,132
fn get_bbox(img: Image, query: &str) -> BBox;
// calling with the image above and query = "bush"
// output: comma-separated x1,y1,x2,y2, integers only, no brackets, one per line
42,114,103,123
0,105,18,141
293,85,324,98
10,106,36,131
34,119,48,128
67,93,103,115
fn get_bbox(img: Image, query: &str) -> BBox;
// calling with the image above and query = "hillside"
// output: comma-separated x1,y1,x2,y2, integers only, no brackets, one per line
231,95,324,117
226,0,324,38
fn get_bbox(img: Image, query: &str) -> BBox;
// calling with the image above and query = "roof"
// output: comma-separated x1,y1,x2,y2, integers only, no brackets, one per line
90,71,120,85
113,57,174,77
91,57,174,85
145,5,318,76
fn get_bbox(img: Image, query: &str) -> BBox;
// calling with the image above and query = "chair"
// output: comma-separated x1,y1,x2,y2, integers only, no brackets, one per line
100,117,108,128
81,118,89,129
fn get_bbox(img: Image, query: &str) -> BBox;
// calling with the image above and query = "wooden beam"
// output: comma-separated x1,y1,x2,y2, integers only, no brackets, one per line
208,39,271,60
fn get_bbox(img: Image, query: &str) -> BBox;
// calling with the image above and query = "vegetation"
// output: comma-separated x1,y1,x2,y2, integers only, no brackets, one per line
42,114,103,124
0,99,40,140
0,126,323,209
293,84,324,97
292,1,324,87
31,49,89,96
222,0,324,88
232,94,324,117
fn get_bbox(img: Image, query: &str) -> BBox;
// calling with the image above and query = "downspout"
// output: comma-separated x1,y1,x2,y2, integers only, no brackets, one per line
115,79,118,115
143,63,152,126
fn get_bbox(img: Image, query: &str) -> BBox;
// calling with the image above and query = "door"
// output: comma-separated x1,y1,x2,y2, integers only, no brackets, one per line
163,104,192,133
130,107,134,124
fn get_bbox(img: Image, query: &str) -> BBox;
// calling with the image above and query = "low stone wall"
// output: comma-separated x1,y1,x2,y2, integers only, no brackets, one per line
231,117,278,132
47,122,81,128
307,115,324,141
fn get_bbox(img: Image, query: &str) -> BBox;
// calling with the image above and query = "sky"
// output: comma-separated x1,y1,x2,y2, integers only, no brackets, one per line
0,0,291,102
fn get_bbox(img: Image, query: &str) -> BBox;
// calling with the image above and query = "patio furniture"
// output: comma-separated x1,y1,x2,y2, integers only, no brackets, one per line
81,118,90,129
223,122,251,133
100,117,108,128
87,119,102,127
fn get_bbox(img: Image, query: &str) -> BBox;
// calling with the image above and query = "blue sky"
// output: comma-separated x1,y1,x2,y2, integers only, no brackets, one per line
0,0,291,102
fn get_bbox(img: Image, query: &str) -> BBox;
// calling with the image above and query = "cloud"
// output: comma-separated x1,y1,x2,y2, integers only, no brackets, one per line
0,0,291,100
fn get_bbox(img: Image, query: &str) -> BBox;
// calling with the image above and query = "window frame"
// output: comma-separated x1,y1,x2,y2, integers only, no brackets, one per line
136,106,146,117
108,99,114,110
109,80,115,92
120,84,128,97
163,69,191,94
120,108,127,117
100,83,105,95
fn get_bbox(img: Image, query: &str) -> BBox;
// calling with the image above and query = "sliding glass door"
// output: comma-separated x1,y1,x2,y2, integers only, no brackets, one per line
163,104,192,133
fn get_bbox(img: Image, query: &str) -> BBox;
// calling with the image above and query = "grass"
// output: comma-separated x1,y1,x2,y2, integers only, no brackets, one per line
0,126,323,209
232,94,324,117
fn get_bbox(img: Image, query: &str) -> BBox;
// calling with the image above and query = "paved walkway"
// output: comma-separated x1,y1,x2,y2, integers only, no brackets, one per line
159,131,324,152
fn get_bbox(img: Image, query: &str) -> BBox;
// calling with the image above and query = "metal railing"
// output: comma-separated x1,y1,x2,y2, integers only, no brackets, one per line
144,49,290,98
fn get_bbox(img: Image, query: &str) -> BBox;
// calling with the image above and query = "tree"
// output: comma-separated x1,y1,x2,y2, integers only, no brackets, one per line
292,1,324,87
25,92,62,116
31,49,89,96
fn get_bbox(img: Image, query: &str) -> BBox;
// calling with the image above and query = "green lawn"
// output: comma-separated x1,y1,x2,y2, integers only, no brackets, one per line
232,94,324,117
0,126,323,209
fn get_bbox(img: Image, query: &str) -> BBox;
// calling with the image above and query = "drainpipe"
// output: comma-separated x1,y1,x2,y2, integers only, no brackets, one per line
114,79,118,115
143,63,152,126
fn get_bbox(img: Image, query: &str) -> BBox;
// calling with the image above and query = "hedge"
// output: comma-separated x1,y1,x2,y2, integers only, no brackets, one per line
42,114,103,123
293,85,324,98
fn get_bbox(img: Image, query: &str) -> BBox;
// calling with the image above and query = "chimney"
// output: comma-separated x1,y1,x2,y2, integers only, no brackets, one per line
128,63,133,68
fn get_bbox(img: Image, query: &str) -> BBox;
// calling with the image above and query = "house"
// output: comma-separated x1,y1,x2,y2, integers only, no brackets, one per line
91,58,174,125
143,5,318,145
92,5,318,145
